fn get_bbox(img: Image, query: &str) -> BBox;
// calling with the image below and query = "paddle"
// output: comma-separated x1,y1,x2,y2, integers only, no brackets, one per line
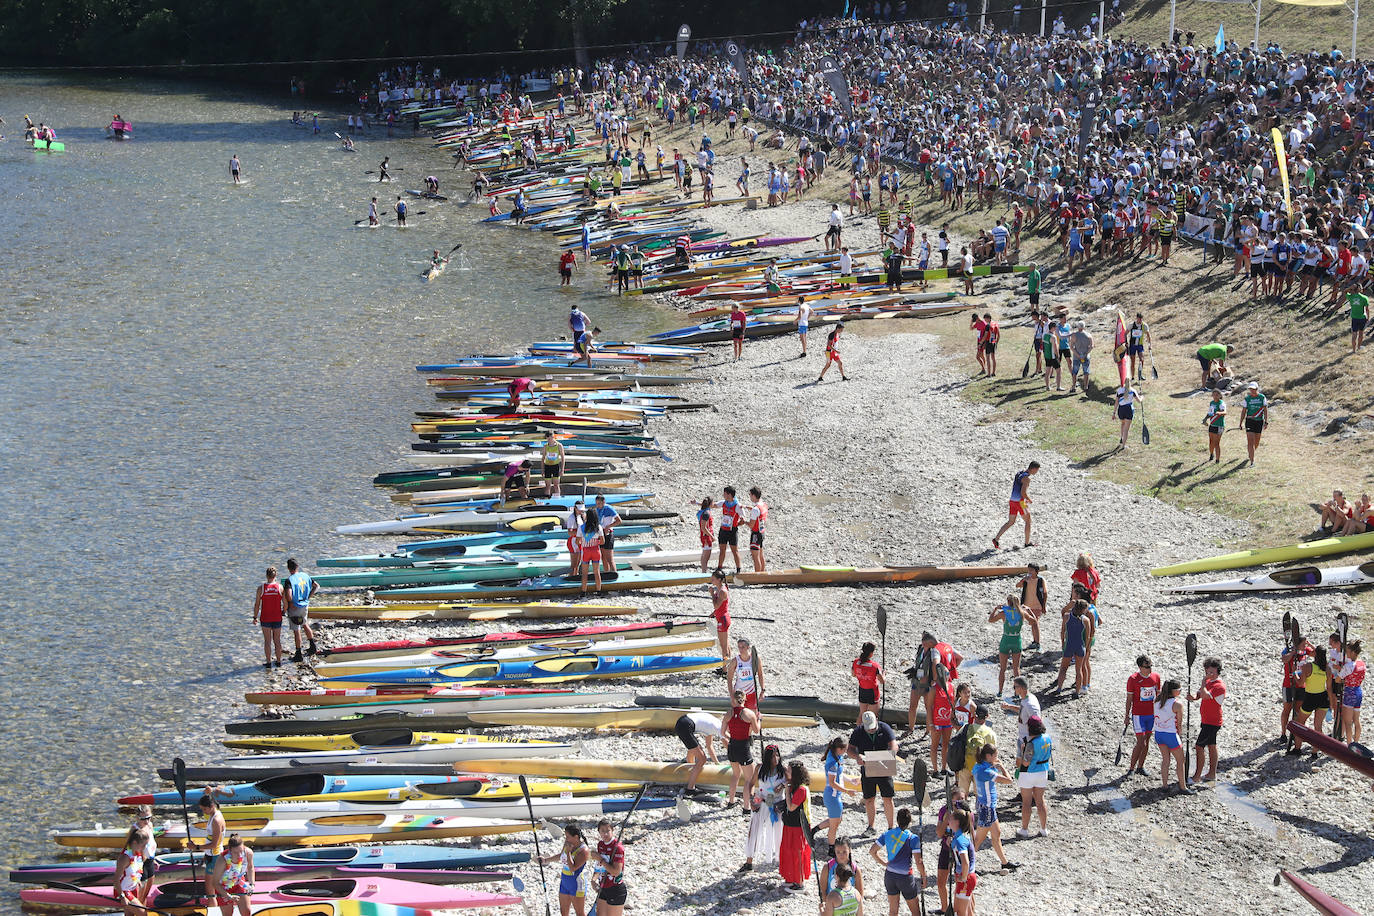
877,604,889,721
1149,347,1159,380
515,776,552,916
1183,634,1198,776
36,880,174,915
1113,719,1131,767
616,782,651,841
1286,614,1301,751
171,757,199,887
912,758,929,916
365,168,405,174
659,611,777,624
1140,401,1151,446
511,876,534,916
445,242,464,257
1021,338,1034,378
1333,611,1350,739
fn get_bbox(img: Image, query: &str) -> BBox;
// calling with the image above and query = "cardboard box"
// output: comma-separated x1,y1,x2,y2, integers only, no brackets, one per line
862,750,897,777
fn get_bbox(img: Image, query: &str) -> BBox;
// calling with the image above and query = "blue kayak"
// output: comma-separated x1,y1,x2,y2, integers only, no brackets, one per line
118,773,483,807
324,652,723,686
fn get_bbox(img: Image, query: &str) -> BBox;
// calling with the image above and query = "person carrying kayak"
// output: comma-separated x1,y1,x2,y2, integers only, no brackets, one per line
424,175,440,194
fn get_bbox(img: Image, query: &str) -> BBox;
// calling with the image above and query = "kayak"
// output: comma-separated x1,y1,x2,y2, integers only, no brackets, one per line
306,603,639,622
635,694,920,727
1150,530,1374,577
379,569,710,600
245,685,573,706
309,551,698,590
287,690,636,721
212,794,674,821
732,564,1031,585
53,814,531,849
21,875,521,911
323,653,722,687
131,772,639,804
1278,870,1363,916
323,621,707,659
312,634,717,677
336,506,663,537
1167,560,1374,593
120,773,486,806
464,706,819,730
453,757,915,794
217,738,577,768
1287,721,1374,778
423,260,447,281
223,729,579,753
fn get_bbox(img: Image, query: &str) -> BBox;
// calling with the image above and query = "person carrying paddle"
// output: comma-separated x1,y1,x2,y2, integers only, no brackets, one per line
992,461,1039,550
378,156,391,182
251,566,285,669
1124,655,1161,776
1188,657,1227,783
197,794,228,896
818,322,848,382
1335,639,1365,743
539,824,588,916
590,819,627,916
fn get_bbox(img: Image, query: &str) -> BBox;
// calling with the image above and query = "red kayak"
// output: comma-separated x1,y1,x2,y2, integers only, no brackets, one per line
324,619,707,660
1279,870,1364,916
1287,721,1374,778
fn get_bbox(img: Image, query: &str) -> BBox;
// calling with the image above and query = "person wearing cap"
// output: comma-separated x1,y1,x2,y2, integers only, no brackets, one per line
1241,380,1268,467
1113,383,1141,449
848,710,899,832
1068,320,1093,393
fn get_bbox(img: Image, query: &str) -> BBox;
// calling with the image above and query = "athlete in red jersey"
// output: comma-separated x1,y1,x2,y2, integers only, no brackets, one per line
252,566,285,668
592,819,627,916
712,486,743,572
723,691,760,806
1124,655,1161,775
708,569,732,672
1189,657,1227,783
852,641,885,718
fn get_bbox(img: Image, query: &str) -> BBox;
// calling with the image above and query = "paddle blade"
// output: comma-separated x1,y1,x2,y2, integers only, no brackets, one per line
1141,421,1150,445
675,796,692,821
912,757,929,808
1151,365,1159,380
1292,616,1302,645
1185,633,1198,668
172,757,189,803
817,718,832,741
1283,611,1292,636
1337,612,1350,642
877,605,888,638
1021,356,1031,378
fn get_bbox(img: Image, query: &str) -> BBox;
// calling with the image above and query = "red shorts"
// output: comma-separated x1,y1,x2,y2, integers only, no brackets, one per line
700,532,714,548
566,536,580,558
955,873,978,898
581,546,602,563
1008,499,1027,518
741,691,758,710
714,614,731,633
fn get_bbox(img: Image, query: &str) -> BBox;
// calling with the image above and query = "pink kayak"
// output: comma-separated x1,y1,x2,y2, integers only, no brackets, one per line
21,875,522,910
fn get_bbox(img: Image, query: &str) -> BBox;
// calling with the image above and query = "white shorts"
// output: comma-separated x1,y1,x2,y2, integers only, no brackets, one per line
1017,770,1049,789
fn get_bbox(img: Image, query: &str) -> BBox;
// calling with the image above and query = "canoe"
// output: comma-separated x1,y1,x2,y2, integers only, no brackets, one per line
213,794,673,821
464,706,819,730
310,551,699,591
53,814,531,849
120,773,486,806
1150,530,1374,577
313,634,717,677
217,738,577,768
1167,561,1374,593
245,685,572,707
423,260,446,281
223,729,579,753
379,570,709,600
323,653,722,687
12,861,510,887
21,875,520,911
452,757,914,794
732,564,1031,585
1278,870,1363,916
323,621,707,659
1287,721,1374,779
634,694,921,727
306,603,639,622
287,690,637,721
336,506,662,537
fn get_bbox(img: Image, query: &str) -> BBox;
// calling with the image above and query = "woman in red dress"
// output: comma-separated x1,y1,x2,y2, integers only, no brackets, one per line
778,760,812,891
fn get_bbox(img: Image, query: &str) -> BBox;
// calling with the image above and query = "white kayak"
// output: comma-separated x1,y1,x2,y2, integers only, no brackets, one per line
220,738,577,767
313,633,715,677
1168,560,1374,593
294,689,635,721
338,509,570,536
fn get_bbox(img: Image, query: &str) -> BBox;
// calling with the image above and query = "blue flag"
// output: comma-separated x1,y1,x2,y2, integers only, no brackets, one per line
1215,23,1225,54
1051,70,1065,93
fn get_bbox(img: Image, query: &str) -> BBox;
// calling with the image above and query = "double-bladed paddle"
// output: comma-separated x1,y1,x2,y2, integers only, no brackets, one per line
516,776,552,916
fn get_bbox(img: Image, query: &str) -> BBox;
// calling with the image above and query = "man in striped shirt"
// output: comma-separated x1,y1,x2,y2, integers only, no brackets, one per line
991,218,1010,265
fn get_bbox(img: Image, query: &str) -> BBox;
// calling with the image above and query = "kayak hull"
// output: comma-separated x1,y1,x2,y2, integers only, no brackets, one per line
1151,530,1374,577
452,757,914,794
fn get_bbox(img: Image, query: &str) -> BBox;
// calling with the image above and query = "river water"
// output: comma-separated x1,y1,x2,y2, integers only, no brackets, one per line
0,74,676,893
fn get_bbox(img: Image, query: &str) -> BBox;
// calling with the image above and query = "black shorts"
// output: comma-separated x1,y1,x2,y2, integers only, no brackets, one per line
506,474,527,489
727,737,754,765
1354,317,1369,332
1029,292,1040,306
1284,686,1302,704
719,527,738,546
937,843,953,871
982,341,997,354
731,327,744,340
1195,723,1221,747
675,716,701,750
860,774,895,799
826,226,840,239
749,530,764,549
884,870,920,901
602,531,615,550
559,267,572,278
597,883,627,906
1160,236,1173,250
1045,354,1060,368
1303,264,1322,277
859,686,878,705
1301,690,1330,712
1245,417,1265,434
543,462,562,478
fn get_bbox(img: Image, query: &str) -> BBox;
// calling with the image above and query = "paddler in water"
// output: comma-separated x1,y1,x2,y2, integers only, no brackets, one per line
429,249,448,273
341,135,354,151
394,196,407,226
229,154,240,184
424,175,440,195
367,196,379,226
378,156,391,182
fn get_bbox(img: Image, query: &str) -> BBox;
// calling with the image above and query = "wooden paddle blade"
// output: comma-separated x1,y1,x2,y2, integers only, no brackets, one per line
1185,633,1198,667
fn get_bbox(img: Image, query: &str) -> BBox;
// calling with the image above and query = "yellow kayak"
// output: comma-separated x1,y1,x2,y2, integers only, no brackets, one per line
465,707,819,730
307,602,638,621
223,730,564,753
1151,529,1374,577
453,757,914,794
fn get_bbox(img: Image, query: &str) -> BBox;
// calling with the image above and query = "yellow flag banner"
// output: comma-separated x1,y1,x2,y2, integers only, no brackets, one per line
1272,127,1293,215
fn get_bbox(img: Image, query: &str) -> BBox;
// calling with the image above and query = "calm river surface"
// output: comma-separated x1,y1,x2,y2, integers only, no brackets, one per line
0,73,675,894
